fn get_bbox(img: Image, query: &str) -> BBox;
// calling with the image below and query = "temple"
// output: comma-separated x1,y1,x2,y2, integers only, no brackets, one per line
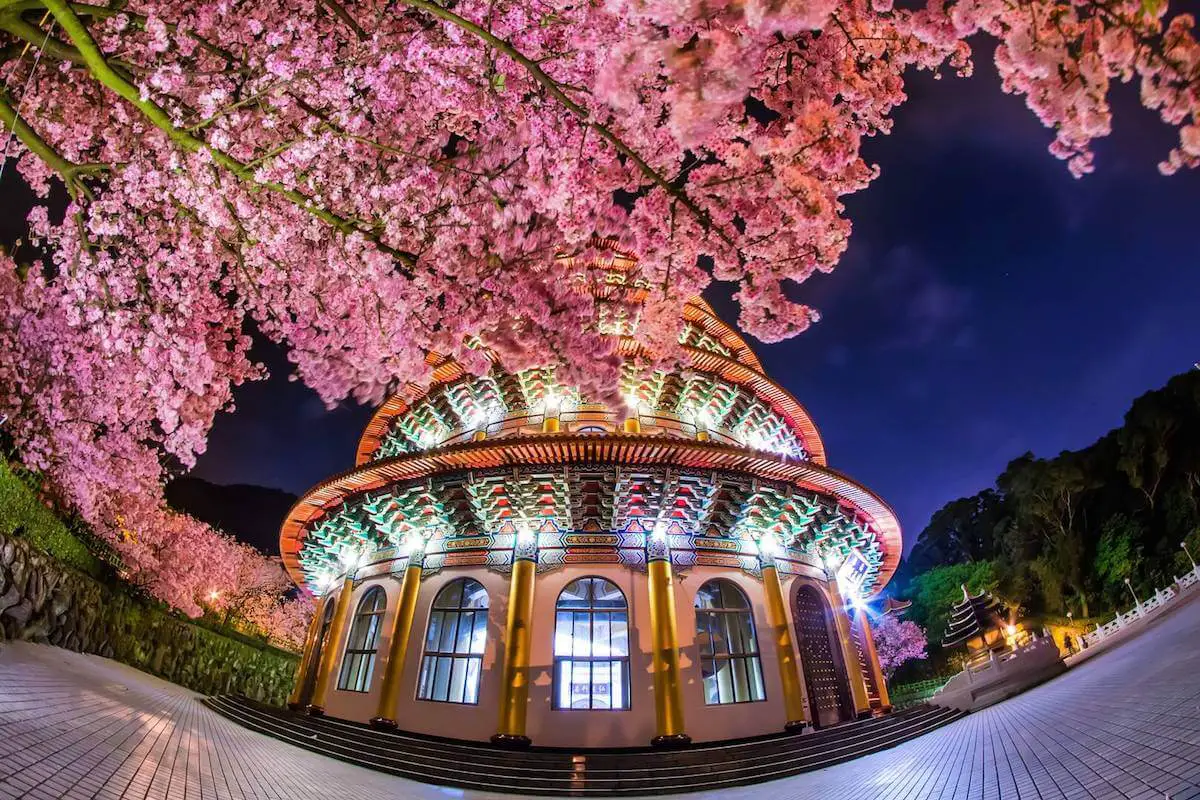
942,586,1011,663
281,247,903,748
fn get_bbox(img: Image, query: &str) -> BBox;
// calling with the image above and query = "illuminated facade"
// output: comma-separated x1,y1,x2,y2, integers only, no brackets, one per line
282,253,902,748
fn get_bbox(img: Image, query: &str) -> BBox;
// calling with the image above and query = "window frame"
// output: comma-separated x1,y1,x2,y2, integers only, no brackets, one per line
416,577,489,705
552,576,631,712
694,578,767,706
337,585,387,693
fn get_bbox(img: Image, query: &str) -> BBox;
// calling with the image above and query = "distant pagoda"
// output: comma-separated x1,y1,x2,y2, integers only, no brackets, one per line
942,585,1009,657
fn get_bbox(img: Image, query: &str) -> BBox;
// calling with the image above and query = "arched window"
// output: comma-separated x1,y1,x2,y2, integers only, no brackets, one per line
695,579,766,705
338,586,387,692
417,578,489,704
553,577,630,710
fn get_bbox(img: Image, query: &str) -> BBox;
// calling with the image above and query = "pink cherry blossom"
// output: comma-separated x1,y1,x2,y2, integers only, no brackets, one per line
872,614,929,677
0,0,1194,636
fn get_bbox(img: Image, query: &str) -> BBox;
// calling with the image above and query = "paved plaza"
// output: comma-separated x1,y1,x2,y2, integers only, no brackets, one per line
1,598,1199,800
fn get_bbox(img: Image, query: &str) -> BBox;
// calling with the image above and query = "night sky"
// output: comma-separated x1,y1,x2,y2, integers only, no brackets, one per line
186,57,1200,553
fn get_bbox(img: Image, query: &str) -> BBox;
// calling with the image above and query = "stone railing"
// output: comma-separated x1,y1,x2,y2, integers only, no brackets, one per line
889,677,956,710
932,635,1065,712
1080,566,1200,650
0,529,299,703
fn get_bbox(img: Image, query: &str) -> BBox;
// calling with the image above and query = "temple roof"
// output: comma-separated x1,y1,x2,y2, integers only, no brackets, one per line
353,300,826,467
279,256,902,597
942,585,1007,648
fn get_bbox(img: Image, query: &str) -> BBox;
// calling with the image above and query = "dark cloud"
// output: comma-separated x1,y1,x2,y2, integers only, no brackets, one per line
869,246,974,351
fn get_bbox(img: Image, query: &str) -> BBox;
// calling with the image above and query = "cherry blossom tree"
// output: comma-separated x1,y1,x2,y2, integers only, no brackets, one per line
873,614,929,678
236,590,315,651
0,0,1195,624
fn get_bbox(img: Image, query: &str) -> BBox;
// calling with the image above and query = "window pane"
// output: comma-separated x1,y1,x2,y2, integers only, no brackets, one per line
463,580,488,609
697,611,715,657
727,613,744,655
591,661,611,709
347,622,365,650
471,612,488,654
438,580,463,609
571,661,591,708
734,612,751,656
363,655,377,691
702,659,719,705
464,657,482,704
558,580,588,609
455,611,475,655
449,657,469,703
593,613,611,658
747,656,766,701
418,580,489,704
439,611,460,652
363,616,381,650
722,581,750,609
593,580,625,608
609,662,628,710
555,661,572,709
611,614,629,657
711,615,730,657
731,656,750,703
418,656,434,698
426,611,443,650
554,611,573,656
573,612,591,658
715,662,734,705
432,656,451,701
355,655,369,691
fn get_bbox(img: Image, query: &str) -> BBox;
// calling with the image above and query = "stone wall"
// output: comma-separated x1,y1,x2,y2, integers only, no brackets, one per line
0,529,299,704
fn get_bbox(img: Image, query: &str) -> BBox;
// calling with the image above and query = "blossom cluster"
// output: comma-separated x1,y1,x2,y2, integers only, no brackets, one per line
0,0,1194,621
872,613,930,677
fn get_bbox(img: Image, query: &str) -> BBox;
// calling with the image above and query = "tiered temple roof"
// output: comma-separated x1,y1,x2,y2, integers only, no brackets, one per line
942,585,1008,649
280,247,903,598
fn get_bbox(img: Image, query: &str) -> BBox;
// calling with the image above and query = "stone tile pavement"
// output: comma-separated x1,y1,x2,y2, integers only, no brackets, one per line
2,596,1199,800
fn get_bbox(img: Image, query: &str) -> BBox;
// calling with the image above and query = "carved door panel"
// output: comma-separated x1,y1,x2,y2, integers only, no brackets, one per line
794,585,852,728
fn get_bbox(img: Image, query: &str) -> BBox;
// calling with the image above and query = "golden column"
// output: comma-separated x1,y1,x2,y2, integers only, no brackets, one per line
287,593,329,710
646,530,690,747
307,573,357,715
826,576,872,719
370,544,425,729
758,542,808,731
492,531,538,748
857,611,892,712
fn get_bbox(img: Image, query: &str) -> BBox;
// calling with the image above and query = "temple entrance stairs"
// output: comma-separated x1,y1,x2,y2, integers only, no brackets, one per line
202,695,965,795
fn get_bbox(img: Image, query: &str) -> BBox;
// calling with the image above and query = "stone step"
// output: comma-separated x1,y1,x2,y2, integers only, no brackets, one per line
203,695,966,795
209,694,950,772
228,694,944,764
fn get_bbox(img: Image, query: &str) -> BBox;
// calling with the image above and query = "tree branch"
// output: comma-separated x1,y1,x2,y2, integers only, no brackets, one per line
0,87,106,198
0,7,143,78
317,0,368,41
38,0,415,269
397,0,733,246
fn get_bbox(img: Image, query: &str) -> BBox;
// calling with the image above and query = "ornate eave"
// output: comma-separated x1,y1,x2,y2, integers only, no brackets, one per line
352,301,824,468
280,433,900,596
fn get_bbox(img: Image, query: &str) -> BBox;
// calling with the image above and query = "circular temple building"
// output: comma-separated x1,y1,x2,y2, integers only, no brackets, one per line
282,252,902,749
